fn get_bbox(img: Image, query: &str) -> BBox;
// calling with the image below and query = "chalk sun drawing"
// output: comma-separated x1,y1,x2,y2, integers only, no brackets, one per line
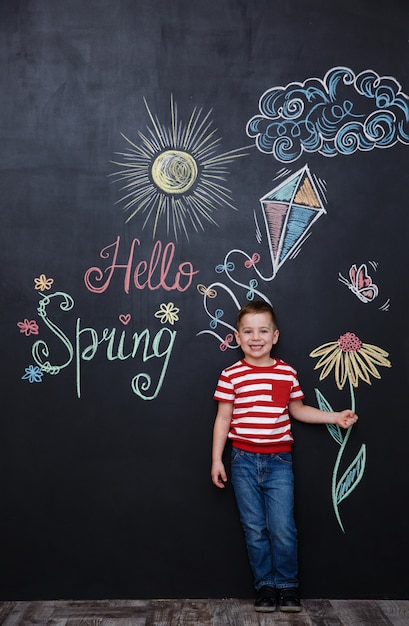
110,96,249,241
212,166,326,288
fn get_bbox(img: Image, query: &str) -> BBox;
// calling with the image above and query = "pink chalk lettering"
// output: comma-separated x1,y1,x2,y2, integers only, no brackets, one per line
84,237,199,294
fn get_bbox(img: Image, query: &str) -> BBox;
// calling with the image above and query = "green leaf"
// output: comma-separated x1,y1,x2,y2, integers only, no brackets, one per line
314,388,343,445
336,444,367,505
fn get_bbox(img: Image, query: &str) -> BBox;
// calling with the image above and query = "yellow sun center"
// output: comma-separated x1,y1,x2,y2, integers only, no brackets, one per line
151,150,198,194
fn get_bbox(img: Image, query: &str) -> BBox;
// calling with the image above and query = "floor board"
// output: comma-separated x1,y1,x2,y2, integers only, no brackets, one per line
0,598,408,625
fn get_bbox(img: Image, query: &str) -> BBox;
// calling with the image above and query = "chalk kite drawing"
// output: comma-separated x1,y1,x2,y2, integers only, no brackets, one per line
260,165,327,275
111,96,249,241
247,66,409,162
310,332,391,532
338,262,379,303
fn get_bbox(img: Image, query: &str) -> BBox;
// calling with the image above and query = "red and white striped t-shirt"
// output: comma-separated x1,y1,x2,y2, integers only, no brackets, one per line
214,358,304,453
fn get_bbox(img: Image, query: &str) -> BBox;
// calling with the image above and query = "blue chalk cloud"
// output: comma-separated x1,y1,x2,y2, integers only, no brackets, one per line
247,67,409,162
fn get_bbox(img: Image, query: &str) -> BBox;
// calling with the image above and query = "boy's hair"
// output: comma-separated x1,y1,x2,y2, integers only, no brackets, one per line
237,301,278,329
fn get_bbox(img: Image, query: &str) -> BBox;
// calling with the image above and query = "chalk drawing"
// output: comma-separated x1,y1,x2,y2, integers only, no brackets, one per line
154,302,180,325
338,263,379,303
34,274,54,292
310,331,391,531
111,96,250,240
21,365,44,384
197,165,327,349
17,319,39,336
247,66,409,163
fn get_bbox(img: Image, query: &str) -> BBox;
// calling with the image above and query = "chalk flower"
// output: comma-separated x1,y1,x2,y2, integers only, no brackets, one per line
154,302,180,325
17,319,39,336
310,331,391,390
34,274,54,291
22,365,44,383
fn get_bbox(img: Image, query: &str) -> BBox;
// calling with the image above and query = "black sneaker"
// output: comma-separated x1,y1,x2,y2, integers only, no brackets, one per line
277,587,301,612
254,585,276,612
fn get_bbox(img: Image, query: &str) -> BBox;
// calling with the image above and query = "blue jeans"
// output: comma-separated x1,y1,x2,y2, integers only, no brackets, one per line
231,448,298,591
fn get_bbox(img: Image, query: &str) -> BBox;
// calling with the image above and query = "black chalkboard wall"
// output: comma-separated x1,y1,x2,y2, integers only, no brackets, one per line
1,0,408,601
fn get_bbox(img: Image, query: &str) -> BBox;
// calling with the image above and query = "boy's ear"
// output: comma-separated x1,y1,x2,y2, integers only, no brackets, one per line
273,329,280,344
234,329,240,344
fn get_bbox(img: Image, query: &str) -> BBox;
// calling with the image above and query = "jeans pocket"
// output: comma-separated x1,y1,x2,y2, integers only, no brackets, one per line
276,452,293,465
231,448,244,464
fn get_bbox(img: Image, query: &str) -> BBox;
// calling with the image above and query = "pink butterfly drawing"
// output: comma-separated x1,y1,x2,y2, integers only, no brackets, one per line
338,263,379,303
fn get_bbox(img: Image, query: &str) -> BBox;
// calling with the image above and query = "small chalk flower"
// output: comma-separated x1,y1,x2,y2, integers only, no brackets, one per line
22,365,44,383
34,274,54,291
154,302,180,325
17,319,39,336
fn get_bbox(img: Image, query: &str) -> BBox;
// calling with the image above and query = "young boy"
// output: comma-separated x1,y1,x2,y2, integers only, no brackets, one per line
211,301,357,613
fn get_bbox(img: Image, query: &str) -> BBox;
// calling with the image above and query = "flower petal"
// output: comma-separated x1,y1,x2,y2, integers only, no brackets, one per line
349,351,372,385
361,343,391,368
333,351,348,390
309,342,338,358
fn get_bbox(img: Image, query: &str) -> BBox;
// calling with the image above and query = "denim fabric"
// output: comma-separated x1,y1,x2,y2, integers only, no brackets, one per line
231,448,298,591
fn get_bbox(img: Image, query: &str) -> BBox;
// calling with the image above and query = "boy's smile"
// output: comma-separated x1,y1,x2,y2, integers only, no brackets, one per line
235,312,279,366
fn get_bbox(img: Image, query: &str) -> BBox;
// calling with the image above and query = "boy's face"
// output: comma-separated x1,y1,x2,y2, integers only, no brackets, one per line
235,312,279,365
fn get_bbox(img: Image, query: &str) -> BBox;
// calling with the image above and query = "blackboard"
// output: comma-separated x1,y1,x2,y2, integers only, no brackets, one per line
1,0,408,600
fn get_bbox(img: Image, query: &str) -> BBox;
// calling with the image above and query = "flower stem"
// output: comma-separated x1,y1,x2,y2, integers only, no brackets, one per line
331,379,355,532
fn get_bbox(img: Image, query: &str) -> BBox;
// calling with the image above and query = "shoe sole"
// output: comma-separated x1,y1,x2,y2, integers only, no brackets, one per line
254,606,276,612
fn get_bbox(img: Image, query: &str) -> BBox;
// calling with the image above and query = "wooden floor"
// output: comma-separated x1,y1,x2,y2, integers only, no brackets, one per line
1,598,409,625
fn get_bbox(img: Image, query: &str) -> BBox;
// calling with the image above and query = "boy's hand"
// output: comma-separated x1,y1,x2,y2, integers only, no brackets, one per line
336,409,358,429
211,461,227,488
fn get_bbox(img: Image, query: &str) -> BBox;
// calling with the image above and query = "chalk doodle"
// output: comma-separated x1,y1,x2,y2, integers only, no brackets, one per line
247,66,409,163
196,284,217,299
19,234,197,400
338,262,380,304
110,96,250,241
20,290,178,400
17,319,39,336
21,365,43,383
154,302,180,325
259,165,327,276
197,282,245,349
244,253,260,269
310,331,391,532
209,309,224,330
34,274,54,292
220,333,234,352
218,165,326,284
119,314,131,325
197,165,327,347
84,237,199,295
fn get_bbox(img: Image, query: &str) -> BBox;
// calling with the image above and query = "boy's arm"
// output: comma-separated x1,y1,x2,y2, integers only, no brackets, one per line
211,401,233,488
289,400,358,429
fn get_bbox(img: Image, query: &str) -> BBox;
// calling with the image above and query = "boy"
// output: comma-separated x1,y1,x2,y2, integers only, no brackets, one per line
211,301,357,613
